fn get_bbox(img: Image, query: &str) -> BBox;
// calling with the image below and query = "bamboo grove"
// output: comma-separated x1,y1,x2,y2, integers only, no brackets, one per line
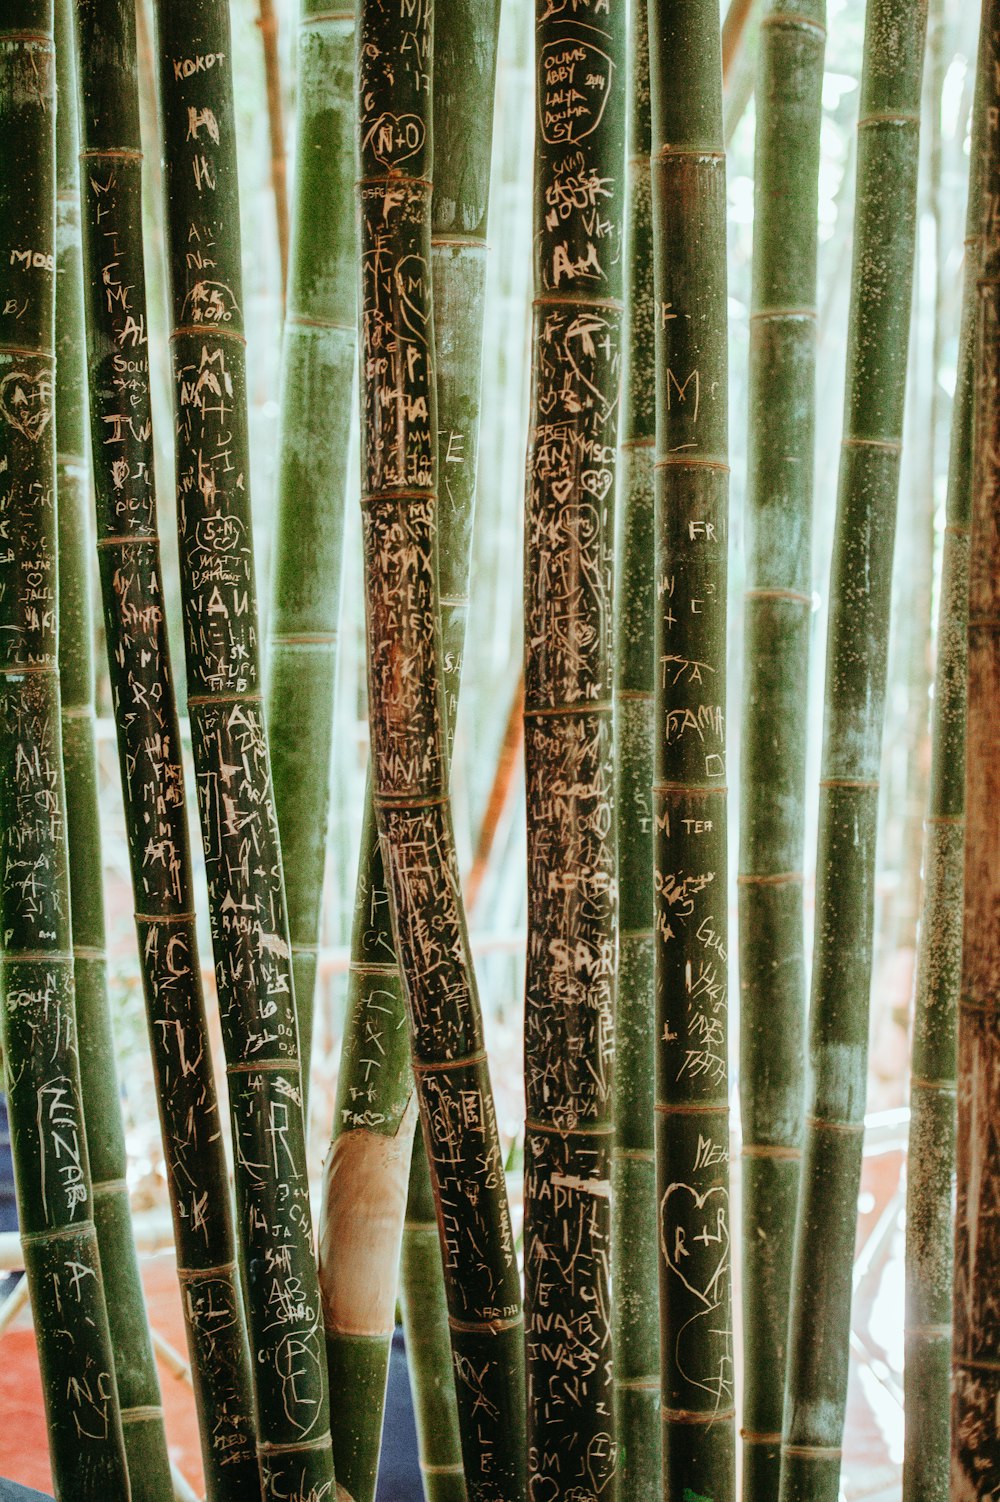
0,1,996,1501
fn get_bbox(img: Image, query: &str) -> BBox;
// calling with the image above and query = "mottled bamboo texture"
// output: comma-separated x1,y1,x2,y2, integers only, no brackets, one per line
613,2,659,1499
904,22,982,1502
522,5,625,1498
356,4,525,1499
738,4,824,1500
779,3,928,1500
0,6,130,1496
153,4,335,1497
953,2,1000,1494
56,4,172,1494
648,1,734,1498
265,2,354,1091
73,4,260,1495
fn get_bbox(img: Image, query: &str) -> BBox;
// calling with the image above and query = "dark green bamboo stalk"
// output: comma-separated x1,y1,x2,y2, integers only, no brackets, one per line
153,4,335,1496
648,2,733,1499
522,7,625,1498
355,4,525,1497
55,4,173,1494
738,5,824,1500
612,3,659,1499
903,30,980,1501
952,0,1000,1492
0,7,130,1495
265,2,355,1102
72,3,260,1496
779,3,928,1499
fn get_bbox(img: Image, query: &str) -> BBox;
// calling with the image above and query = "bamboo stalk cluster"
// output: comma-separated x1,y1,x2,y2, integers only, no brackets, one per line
0,3,995,1502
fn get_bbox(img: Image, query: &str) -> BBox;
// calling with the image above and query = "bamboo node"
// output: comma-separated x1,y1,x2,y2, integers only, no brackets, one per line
120,1405,166,1426
79,147,143,163
412,1050,490,1075
661,1405,737,1424
257,1433,334,1456
447,1312,523,1335
759,12,827,37
841,436,902,453
781,1444,843,1460
745,588,811,604
174,1262,239,1283
169,323,246,347
742,1144,802,1160
737,870,804,887
226,1057,300,1075
741,1429,783,1444
805,1115,864,1135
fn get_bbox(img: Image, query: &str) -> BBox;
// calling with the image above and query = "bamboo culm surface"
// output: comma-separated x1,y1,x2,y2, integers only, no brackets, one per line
73,3,260,1495
779,3,928,1500
153,3,336,1495
952,0,1000,1492
903,16,983,1500
0,5,130,1495
56,3,173,1494
738,4,824,1500
648,1,734,1497
521,1,625,1497
355,4,525,1497
265,1,355,1099
320,4,503,1498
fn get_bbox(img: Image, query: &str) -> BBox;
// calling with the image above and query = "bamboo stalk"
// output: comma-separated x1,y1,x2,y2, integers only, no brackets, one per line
612,3,659,1498
903,13,981,1502
779,3,928,1499
465,674,523,914
72,3,260,1496
648,1,734,1498
354,3,525,1496
256,0,289,301
56,3,173,1494
522,6,625,1497
152,3,336,1495
952,0,1000,1492
738,4,824,1500
0,6,130,1495
265,1,355,1105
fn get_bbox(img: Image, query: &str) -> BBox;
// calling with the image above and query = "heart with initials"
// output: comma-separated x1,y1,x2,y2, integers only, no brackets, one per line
660,1180,731,1309
0,368,52,443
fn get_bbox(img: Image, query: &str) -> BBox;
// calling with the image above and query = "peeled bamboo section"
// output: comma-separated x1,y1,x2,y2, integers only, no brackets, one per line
648,1,735,1498
0,8,130,1495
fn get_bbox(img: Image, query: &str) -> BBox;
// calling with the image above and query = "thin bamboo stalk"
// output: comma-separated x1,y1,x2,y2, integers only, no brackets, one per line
522,6,625,1497
612,3,659,1498
152,3,336,1495
0,6,130,1495
903,13,982,1501
72,3,260,1496
257,0,289,301
779,2,929,1499
55,3,173,1494
465,675,523,913
355,3,525,1496
265,1,355,1104
648,1,734,1498
738,4,824,1500
952,0,1000,1492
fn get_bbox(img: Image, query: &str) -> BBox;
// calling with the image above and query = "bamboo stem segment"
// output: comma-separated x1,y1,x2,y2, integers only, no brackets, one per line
780,3,928,1499
612,2,660,1497
355,4,525,1496
152,3,336,1494
56,3,173,1494
648,1,735,1497
0,7,130,1495
72,2,260,1495
952,0,1000,1492
738,5,824,1500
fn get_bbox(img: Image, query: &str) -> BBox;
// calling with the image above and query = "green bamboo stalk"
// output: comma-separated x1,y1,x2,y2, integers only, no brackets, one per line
648,1,733,1498
0,6,130,1496
612,3,659,1499
779,3,928,1499
265,1,355,1104
152,4,336,1496
952,0,1000,1492
355,4,525,1497
903,24,980,1500
55,3,173,1494
738,5,824,1500
522,7,626,1498
72,3,260,1496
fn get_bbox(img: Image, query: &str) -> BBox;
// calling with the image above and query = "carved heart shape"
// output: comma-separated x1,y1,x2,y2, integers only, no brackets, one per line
0,369,52,443
529,1474,559,1502
587,1432,618,1495
660,1181,730,1309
